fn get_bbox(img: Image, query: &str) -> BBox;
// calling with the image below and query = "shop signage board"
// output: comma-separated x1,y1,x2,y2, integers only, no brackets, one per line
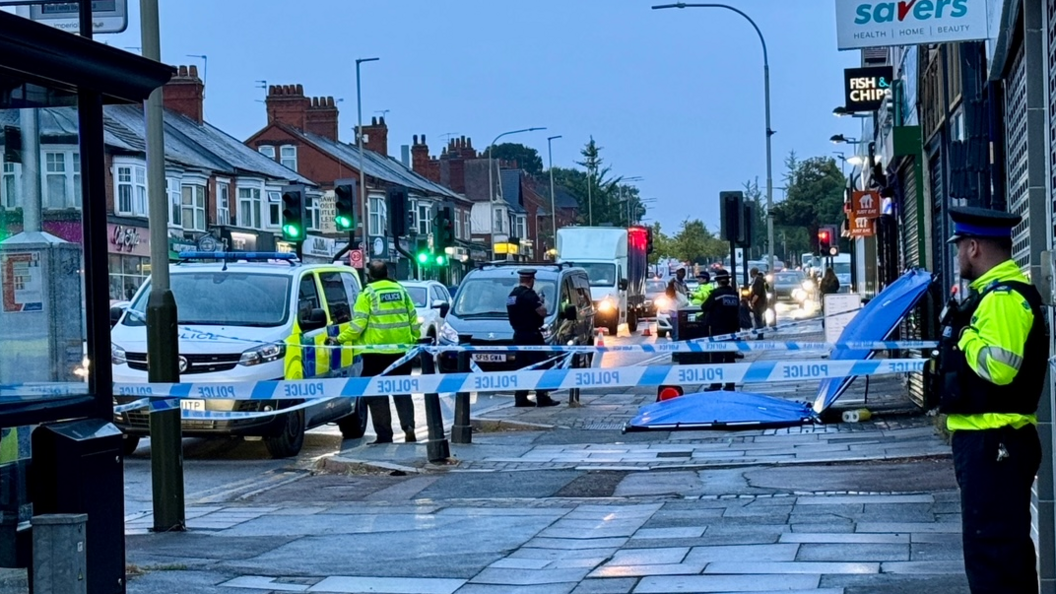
835,0,990,50
843,66,893,112
851,190,881,219
848,214,876,238
29,0,128,34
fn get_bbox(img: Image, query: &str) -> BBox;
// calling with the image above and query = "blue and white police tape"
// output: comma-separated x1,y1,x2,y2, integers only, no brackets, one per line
111,357,926,402
432,340,938,354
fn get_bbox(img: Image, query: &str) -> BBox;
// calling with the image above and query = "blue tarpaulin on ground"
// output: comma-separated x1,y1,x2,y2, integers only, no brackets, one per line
624,269,933,432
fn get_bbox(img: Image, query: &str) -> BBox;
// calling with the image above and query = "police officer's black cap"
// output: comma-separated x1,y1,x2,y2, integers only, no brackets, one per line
517,269,537,278
947,206,1021,244
713,269,731,280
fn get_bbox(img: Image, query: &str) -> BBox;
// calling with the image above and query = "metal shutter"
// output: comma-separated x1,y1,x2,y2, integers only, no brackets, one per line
898,160,926,407
1005,47,1032,270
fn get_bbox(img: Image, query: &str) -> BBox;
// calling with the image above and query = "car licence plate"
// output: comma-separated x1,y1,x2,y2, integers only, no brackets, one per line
180,399,206,412
471,354,507,363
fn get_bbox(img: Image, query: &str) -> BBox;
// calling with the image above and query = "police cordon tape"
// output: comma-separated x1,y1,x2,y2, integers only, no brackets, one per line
110,357,926,403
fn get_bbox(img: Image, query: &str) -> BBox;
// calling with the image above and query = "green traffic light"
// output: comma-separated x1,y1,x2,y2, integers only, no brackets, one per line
282,224,302,239
416,252,429,265
335,215,352,230
435,255,446,266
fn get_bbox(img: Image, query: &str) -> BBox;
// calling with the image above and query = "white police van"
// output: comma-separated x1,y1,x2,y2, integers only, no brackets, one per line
111,252,366,458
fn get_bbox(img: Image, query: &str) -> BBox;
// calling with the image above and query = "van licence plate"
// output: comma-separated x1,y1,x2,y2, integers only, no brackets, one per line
471,354,507,363
180,399,206,412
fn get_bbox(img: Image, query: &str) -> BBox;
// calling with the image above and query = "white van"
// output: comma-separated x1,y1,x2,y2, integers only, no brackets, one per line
111,252,366,458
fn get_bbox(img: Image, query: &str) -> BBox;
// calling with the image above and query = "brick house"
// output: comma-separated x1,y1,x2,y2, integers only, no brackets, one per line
245,85,474,279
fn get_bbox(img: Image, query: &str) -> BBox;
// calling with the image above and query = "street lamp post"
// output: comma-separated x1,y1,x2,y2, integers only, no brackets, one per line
547,135,562,253
488,127,545,259
652,2,775,277
356,57,379,273
621,176,644,226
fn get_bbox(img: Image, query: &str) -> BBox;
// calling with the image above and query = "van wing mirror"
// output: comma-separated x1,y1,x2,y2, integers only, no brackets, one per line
439,302,451,317
109,306,125,327
562,305,578,321
300,307,328,332
619,278,629,291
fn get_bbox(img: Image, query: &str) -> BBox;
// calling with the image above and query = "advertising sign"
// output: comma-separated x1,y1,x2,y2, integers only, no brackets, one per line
107,223,150,257
835,0,990,50
304,235,338,259
848,214,876,238
843,66,893,112
851,190,881,219
2,253,43,313
29,0,128,34
320,190,337,234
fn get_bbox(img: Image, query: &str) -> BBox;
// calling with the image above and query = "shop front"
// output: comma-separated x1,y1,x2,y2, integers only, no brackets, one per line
108,221,150,302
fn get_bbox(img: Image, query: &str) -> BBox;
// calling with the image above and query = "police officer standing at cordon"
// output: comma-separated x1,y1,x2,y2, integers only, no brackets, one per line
936,207,1049,593
329,260,420,445
702,269,739,392
507,269,560,408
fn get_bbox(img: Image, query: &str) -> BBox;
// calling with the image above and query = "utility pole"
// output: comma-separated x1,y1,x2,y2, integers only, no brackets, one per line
141,0,184,532
355,57,379,276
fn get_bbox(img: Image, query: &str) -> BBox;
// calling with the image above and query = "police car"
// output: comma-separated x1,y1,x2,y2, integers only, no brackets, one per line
437,262,595,372
111,252,367,458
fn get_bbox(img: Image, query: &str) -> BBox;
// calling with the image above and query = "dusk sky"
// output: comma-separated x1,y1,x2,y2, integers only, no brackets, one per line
78,1,863,234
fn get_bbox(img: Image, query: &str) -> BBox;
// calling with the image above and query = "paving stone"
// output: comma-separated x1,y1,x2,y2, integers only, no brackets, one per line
570,578,638,594
881,560,965,574
820,573,969,593
490,557,552,569
780,533,908,544
633,527,707,539
606,547,689,566
524,537,629,550
222,576,309,592
632,574,821,592
788,523,857,533
910,542,963,561
510,548,618,561
307,575,466,593
589,563,705,578
470,567,593,585
683,543,799,563
795,495,933,505
703,561,879,574
910,533,962,544
855,522,960,534
795,543,909,562
454,583,577,594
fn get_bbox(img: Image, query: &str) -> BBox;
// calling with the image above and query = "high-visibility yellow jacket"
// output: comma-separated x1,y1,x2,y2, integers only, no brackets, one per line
690,282,714,306
336,279,421,354
0,427,18,464
947,260,1037,431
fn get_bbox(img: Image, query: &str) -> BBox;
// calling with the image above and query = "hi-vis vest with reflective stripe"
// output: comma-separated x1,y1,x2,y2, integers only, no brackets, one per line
0,427,19,464
339,279,420,354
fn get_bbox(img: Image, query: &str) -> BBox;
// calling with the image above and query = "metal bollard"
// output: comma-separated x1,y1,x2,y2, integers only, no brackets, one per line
450,334,473,444
418,340,451,462
32,514,87,594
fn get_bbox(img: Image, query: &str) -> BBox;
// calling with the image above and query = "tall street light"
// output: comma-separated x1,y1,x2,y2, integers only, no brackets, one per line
547,135,562,253
356,56,379,272
620,176,644,226
488,127,545,259
653,2,775,276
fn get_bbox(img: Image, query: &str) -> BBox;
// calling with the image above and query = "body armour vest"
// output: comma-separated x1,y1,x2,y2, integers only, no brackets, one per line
936,281,1049,415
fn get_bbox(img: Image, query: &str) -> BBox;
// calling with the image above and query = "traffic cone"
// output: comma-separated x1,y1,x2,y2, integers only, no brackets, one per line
595,328,606,347
642,321,653,337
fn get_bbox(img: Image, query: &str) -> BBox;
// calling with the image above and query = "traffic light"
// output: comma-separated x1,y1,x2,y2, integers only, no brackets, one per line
280,185,306,241
415,236,430,266
719,191,745,244
817,228,832,253
435,253,447,266
387,187,408,237
740,202,755,249
333,182,355,232
434,205,455,250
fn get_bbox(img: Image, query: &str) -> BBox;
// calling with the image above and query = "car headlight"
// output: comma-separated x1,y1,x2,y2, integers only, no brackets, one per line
439,322,459,344
801,280,814,290
654,296,670,310
598,298,615,312
792,289,806,302
417,315,425,325
239,343,285,366
766,274,773,283
111,344,126,365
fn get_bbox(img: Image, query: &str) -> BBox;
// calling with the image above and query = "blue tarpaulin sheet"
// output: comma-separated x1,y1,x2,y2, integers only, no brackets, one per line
624,269,933,432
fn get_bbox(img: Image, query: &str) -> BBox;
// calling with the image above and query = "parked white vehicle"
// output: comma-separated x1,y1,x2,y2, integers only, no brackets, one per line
402,280,452,343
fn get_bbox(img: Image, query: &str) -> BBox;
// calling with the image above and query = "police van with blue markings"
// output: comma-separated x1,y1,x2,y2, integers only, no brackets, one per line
111,252,367,458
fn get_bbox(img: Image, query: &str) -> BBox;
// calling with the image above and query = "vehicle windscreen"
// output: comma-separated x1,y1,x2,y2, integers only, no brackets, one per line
775,273,804,285
452,278,556,318
406,287,428,308
124,273,292,327
573,263,617,287
834,263,851,275
646,280,666,293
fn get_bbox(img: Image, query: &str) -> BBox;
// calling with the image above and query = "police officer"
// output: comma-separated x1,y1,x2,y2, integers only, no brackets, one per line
507,269,559,407
702,269,740,391
936,207,1048,593
329,260,420,444
691,271,713,306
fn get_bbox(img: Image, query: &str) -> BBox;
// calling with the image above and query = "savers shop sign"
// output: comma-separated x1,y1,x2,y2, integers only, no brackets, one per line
835,0,989,50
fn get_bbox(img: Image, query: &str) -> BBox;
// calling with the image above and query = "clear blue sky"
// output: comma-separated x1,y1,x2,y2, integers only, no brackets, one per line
97,0,861,234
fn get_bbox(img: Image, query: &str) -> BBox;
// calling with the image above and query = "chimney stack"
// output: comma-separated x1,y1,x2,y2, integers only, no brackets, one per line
305,95,339,141
265,84,311,130
411,134,441,183
163,65,205,124
357,116,389,156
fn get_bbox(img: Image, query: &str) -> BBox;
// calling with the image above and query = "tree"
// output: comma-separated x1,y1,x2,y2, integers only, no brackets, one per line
546,137,643,227
672,219,727,264
741,177,768,259
771,153,846,254
483,143,543,176
648,222,675,264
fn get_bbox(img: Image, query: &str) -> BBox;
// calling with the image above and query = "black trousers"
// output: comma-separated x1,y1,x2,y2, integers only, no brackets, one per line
361,353,416,442
952,424,1041,594
512,331,549,404
707,351,736,391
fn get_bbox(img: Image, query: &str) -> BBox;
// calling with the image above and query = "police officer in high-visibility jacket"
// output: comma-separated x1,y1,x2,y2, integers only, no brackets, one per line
329,260,421,445
936,207,1049,593
690,271,713,306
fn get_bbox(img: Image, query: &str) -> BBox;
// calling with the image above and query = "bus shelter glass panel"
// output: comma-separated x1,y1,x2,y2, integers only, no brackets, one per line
0,75,89,445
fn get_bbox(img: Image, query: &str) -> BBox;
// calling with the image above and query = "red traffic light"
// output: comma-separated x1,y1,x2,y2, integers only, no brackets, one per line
818,230,830,241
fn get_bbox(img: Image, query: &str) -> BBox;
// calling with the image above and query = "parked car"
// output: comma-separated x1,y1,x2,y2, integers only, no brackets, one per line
772,271,812,303
437,262,595,372
401,280,452,343
112,252,367,458
643,278,667,318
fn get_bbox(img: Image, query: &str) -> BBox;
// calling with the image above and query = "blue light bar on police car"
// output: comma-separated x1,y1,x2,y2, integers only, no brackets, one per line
177,251,298,261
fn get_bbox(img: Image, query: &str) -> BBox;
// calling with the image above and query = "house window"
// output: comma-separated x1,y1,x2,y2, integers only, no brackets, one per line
418,202,430,235
115,162,147,216
493,207,505,235
181,183,206,232
267,189,282,228
280,145,297,171
167,176,182,226
454,209,463,240
515,216,527,241
306,193,320,231
238,186,262,229
2,162,20,208
44,151,81,209
258,145,276,159
368,194,387,236
217,181,231,226
463,211,471,238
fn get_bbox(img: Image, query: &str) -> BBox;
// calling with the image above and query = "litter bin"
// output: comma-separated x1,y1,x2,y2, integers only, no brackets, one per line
31,419,125,594
672,307,710,365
